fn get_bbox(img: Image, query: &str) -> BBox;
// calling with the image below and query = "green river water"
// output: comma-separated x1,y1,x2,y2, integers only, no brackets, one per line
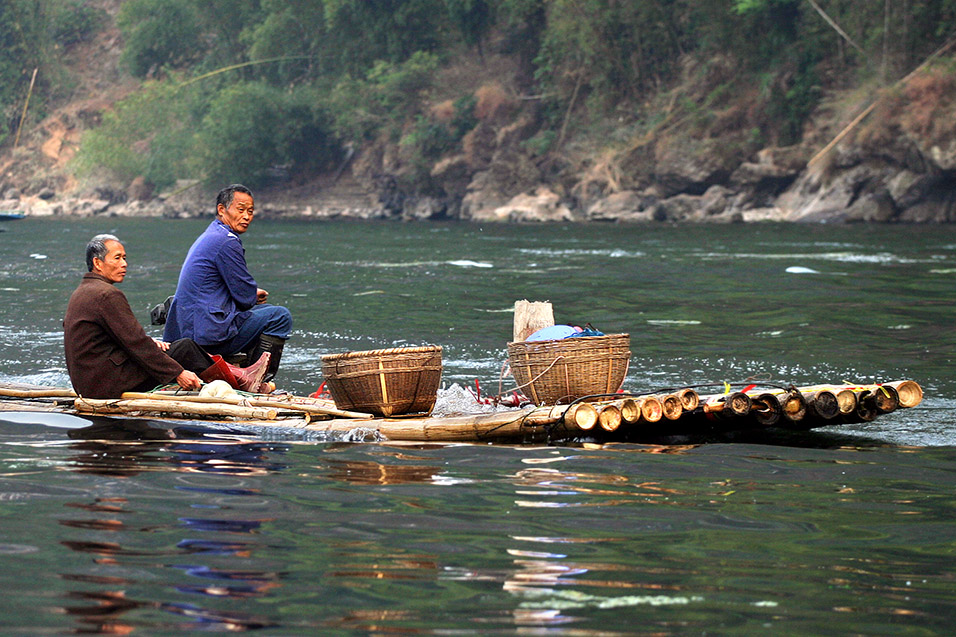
0,216,953,634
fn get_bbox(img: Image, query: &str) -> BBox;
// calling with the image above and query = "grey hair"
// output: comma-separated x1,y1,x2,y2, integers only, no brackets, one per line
216,183,253,212
85,234,121,272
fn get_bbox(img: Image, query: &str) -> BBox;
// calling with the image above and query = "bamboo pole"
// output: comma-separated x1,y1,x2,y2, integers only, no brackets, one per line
597,404,622,432
565,402,598,431
121,391,374,419
803,390,840,420
369,403,594,442
798,381,921,409
700,392,752,417
883,380,922,408
253,398,374,419
75,397,277,420
639,396,663,423
833,389,858,415
777,391,806,424
871,384,899,414
807,35,956,168
845,390,878,423
0,386,76,398
658,394,683,420
13,68,37,149
676,388,699,411
749,392,781,427
609,398,641,424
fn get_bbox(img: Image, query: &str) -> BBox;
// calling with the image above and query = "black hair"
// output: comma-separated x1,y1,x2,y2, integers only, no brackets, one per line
216,184,253,211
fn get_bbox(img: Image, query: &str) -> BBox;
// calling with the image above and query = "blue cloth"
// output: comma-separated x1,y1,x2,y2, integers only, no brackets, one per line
164,220,290,350
203,303,292,356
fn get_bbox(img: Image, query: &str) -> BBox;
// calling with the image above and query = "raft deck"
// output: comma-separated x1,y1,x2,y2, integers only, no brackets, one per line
0,379,924,444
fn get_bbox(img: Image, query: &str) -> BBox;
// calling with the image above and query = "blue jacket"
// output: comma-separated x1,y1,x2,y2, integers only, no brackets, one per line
164,220,257,347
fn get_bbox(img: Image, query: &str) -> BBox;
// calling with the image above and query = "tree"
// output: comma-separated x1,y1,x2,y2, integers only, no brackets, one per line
0,1,49,145
117,0,206,77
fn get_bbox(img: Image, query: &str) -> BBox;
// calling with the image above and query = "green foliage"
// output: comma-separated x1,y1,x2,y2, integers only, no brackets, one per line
64,0,956,192
75,81,198,189
48,0,107,46
450,94,477,139
197,82,337,187
521,130,555,157
325,52,440,142
323,0,447,75
445,0,493,50
117,0,205,77
0,1,51,145
398,93,476,179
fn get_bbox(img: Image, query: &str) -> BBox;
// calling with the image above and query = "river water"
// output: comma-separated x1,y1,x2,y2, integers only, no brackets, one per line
0,216,954,633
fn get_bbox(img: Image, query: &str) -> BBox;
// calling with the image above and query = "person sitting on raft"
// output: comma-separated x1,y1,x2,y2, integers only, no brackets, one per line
63,234,271,399
163,184,292,389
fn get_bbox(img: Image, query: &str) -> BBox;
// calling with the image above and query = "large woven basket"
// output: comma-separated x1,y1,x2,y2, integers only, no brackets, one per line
507,334,630,405
321,346,443,417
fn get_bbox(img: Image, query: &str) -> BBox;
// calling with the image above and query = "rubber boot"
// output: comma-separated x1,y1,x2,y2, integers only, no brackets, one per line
200,353,271,393
247,335,285,384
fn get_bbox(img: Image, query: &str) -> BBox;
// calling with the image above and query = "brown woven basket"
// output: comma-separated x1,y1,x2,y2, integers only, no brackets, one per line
507,334,630,405
320,346,443,417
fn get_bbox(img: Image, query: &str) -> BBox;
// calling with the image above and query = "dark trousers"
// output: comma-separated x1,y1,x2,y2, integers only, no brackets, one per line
130,339,214,393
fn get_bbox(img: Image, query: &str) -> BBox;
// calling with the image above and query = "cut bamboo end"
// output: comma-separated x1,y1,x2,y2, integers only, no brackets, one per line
725,392,752,417
565,403,598,431
805,390,840,420
872,384,899,414
750,393,781,427
598,405,622,432
659,394,683,420
778,391,807,422
884,380,923,408
834,389,857,414
640,396,663,423
676,388,699,411
853,390,878,421
611,398,641,424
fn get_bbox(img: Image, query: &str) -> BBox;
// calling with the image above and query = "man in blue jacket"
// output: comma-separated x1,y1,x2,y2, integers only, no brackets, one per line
164,184,292,386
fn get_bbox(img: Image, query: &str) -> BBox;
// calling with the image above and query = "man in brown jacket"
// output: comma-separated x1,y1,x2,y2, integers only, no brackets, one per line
63,234,270,398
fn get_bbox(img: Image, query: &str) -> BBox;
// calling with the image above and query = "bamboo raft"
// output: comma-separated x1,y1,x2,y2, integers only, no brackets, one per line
0,379,924,444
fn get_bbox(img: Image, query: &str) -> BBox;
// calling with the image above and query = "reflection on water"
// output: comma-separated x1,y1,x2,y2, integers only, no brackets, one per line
0,420,953,633
53,421,286,632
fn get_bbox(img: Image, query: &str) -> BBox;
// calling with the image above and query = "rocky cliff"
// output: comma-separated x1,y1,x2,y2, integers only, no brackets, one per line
3,14,956,224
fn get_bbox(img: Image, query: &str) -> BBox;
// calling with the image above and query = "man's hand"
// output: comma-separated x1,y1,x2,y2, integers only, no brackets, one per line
176,370,202,391
256,288,269,304
153,338,170,351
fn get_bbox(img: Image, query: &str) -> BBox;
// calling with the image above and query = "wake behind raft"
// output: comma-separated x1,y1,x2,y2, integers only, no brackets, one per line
0,300,926,443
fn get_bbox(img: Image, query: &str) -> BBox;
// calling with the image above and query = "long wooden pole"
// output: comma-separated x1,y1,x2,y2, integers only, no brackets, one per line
808,35,956,168
0,386,75,398
76,397,277,420
13,68,37,149
120,391,374,419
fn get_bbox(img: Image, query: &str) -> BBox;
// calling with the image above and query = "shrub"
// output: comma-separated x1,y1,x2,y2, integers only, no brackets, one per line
117,0,204,77
197,82,339,186
48,0,107,46
75,81,199,189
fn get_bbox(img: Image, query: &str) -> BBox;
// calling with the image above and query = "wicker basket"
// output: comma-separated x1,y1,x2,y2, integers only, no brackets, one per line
321,346,443,417
507,334,630,405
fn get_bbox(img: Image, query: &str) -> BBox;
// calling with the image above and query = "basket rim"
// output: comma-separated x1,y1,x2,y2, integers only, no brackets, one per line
321,345,443,362
507,333,629,347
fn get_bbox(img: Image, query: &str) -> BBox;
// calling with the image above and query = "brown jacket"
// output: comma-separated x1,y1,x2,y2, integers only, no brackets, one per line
64,273,183,398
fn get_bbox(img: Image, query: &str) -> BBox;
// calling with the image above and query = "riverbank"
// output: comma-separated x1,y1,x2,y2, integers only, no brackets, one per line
3,3,956,224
